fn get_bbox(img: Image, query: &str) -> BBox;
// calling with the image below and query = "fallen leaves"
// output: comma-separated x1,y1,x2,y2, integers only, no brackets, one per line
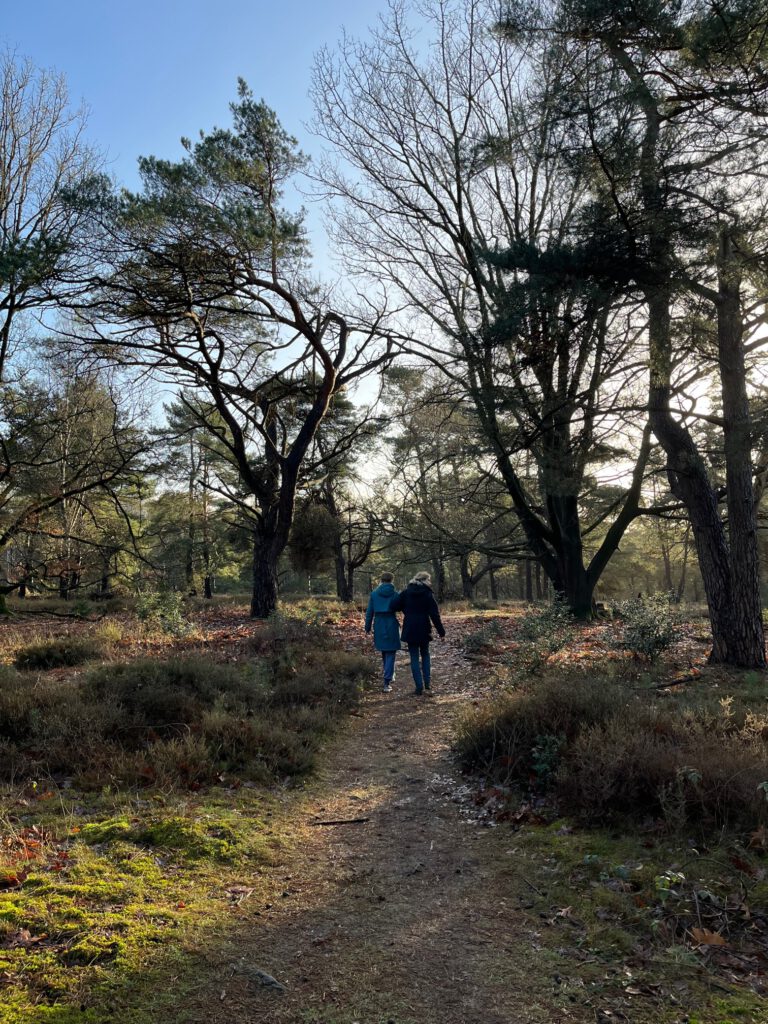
690,927,728,947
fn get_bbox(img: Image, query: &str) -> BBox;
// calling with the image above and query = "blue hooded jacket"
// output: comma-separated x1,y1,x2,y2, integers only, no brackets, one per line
364,582,401,652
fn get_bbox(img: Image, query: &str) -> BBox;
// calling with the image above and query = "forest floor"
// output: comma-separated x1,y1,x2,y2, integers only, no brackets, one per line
0,601,766,1023
175,625,766,1024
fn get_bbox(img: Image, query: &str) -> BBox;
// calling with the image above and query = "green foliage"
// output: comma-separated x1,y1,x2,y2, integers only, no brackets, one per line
136,590,190,635
513,602,577,673
288,504,339,575
14,636,105,670
530,733,565,787
619,593,681,660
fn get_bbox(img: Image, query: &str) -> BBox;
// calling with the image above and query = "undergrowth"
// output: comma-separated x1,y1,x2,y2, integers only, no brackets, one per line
455,669,768,832
0,621,370,788
0,608,372,1022
14,636,106,670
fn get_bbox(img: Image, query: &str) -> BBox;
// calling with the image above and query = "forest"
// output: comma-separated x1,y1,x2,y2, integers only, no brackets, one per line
2,1,768,1022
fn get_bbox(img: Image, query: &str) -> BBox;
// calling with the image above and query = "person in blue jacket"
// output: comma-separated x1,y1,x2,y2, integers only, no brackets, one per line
364,572,401,692
390,571,446,696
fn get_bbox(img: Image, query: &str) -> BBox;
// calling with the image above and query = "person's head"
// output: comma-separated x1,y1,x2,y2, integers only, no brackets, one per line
380,571,394,584
411,570,432,586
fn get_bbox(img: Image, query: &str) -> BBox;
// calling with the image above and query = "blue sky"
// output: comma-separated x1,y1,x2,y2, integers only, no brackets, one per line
4,1,385,187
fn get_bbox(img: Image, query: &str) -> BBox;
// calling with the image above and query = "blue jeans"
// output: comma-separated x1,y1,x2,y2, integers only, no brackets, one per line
381,650,397,685
408,643,431,692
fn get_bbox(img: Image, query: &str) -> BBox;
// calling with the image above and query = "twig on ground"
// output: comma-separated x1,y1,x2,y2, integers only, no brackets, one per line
308,817,370,826
522,875,544,896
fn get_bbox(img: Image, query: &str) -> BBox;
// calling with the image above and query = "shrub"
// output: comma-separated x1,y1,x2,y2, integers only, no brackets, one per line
513,602,577,672
455,673,622,783
619,593,681,660
455,671,768,831
136,590,190,636
95,618,124,645
269,650,369,709
463,619,504,657
14,636,105,670
562,713,768,830
261,608,329,648
84,657,262,737
0,642,372,787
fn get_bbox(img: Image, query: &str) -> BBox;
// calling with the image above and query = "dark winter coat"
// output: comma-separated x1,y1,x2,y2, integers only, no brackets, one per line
390,582,445,647
364,583,401,651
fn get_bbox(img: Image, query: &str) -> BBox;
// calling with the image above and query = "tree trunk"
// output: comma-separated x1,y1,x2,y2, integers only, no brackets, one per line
619,48,762,667
489,565,498,602
431,554,446,602
185,526,195,594
525,560,533,602
334,547,352,601
717,232,766,667
658,522,674,593
250,535,279,618
646,287,740,663
548,494,596,618
203,575,213,600
675,526,690,604
459,554,474,600
346,564,355,601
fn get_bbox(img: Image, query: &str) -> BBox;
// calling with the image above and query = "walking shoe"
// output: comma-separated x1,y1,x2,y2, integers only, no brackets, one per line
383,684,392,693
424,687,434,696
413,688,423,697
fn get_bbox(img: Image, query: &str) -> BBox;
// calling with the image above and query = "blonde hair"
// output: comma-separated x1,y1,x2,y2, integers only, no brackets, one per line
410,571,432,585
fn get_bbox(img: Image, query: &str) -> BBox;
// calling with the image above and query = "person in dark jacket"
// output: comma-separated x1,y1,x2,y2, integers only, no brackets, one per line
364,572,401,692
390,570,445,695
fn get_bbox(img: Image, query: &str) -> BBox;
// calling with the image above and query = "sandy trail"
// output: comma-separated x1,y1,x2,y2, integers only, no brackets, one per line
182,636,575,1024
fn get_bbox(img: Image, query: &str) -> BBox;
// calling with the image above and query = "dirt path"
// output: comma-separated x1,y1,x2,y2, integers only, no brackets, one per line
181,638,582,1024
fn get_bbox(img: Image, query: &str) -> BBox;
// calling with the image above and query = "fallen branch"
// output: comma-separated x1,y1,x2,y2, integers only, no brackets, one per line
634,673,700,692
308,817,370,827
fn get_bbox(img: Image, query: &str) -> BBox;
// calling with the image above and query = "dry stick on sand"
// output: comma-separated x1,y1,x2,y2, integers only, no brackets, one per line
308,817,370,827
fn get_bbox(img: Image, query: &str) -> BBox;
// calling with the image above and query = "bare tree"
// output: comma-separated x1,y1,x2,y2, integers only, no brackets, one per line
312,0,652,617
0,53,95,382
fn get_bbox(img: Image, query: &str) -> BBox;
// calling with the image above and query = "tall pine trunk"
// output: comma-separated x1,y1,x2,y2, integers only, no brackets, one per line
716,232,765,667
250,534,279,618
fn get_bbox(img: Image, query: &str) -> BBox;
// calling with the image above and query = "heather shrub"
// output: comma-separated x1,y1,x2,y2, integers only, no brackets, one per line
84,657,262,736
454,674,621,783
562,713,768,830
0,642,371,786
14,636,105,670
455,671,768,831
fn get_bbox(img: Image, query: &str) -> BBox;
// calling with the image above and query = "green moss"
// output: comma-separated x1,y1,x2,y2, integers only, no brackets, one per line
712,995,768,1021
0,901,23,923
62,934,126,965
0,992,102,1022
80,817,135,843
136,815,240,860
